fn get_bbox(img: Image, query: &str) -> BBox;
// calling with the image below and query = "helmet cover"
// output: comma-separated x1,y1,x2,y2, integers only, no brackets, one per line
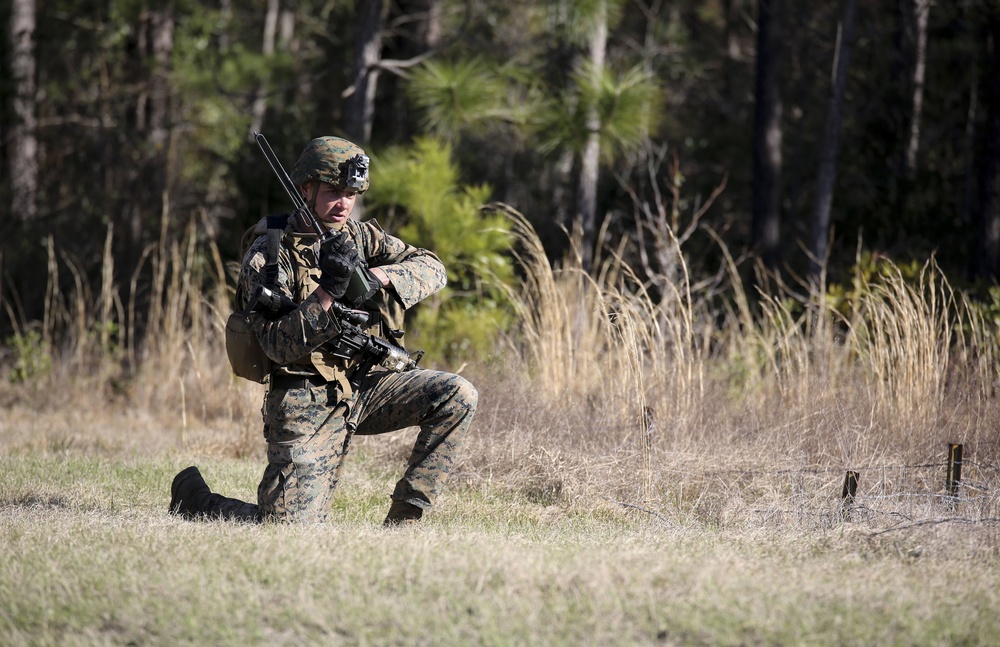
290,136,370,193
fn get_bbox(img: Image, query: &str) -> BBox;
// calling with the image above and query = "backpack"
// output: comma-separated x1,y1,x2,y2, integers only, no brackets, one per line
225,215,289,383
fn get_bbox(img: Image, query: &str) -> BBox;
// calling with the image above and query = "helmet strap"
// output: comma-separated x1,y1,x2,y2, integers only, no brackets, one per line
291,182,322,232
308,181,320,214
304,181,322,231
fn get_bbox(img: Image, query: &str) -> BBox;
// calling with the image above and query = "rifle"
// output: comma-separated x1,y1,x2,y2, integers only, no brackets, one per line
249,132,422,384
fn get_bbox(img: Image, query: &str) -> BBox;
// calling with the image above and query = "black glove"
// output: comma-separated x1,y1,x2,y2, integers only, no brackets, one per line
317,232,359,300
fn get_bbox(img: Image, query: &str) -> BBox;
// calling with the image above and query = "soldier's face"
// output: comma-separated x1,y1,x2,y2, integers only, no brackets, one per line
307,182,357,229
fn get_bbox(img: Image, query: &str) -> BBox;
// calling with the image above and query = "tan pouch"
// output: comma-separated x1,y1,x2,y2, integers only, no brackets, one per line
225,310,270,383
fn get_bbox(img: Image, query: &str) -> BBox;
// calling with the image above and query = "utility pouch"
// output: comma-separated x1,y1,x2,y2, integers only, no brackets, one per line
225,308,270,383
226,218,288,384
345,264,379,305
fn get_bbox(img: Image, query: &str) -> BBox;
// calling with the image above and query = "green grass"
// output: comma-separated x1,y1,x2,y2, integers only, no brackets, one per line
2,455,997,646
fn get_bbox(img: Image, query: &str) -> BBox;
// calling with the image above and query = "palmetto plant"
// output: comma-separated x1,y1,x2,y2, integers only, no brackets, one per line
530,62,663,162
405,0,664,274
407,56,663,161
406,58,516,139
366,137,515,364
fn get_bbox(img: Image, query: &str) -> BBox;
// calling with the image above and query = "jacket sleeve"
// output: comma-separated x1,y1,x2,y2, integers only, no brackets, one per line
238,235,341,365
355,220,447,309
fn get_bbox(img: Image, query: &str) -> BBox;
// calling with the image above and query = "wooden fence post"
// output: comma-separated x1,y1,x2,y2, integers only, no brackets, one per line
946,443,963,500
840,470,859,520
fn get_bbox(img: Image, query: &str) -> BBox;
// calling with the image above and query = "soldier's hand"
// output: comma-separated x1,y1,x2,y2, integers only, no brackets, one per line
317,232,359,300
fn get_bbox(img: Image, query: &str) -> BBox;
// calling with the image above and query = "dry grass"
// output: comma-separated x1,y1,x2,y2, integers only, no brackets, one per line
474,212,1000,536
2,212,999,643
1,454,997,646
4,213,1000,531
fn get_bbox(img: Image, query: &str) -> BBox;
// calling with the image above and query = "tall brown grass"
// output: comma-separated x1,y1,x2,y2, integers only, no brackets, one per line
0,213,262,457
474,208,999,529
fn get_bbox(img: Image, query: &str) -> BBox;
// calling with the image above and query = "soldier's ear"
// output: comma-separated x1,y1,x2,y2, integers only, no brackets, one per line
298,181,313,199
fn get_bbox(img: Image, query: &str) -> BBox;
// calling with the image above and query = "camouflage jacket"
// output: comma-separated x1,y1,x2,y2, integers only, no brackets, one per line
237,215,447,396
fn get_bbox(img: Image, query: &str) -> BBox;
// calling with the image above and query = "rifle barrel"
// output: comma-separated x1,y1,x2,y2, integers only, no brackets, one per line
253,132,326,239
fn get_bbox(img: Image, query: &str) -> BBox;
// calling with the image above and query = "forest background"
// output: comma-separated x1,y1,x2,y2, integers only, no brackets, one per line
3,1,1000,643
4,0,1000,344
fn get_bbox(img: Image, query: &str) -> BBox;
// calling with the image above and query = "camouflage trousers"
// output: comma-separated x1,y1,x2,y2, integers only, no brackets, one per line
201,367,478,523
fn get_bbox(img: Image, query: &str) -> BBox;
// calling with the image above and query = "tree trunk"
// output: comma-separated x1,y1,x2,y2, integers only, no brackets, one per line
726,0,743,61
277,3,296,113
415,0,442,48
148,7,174,150
386,0,442,141
129,4,174,266
249,0,280,138
575,0,608,273
8,0,38,221
724,0,744,105
219,0,232,52
809,0,857,280
346,0,386,145
751,0,783,270
974,13,1000,280
904,0,930,178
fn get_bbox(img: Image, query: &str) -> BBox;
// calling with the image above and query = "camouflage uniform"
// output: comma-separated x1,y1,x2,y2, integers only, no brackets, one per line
176,137,478,524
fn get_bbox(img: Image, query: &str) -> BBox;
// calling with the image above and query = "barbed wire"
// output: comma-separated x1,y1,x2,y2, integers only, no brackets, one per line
658,459,999,481
866,517,1000,536
613,456,1000,533
752,506,1000,536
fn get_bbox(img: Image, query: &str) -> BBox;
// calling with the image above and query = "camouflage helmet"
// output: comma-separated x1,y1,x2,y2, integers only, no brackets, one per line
290,136,370,193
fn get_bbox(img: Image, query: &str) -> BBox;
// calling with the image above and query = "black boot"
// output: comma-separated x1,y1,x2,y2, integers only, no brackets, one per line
168,466,211,519
383,500,423,527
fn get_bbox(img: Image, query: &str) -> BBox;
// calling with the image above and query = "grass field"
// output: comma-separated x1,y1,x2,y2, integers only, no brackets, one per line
2,450,998,646
2,220,999,644
2,380,998,647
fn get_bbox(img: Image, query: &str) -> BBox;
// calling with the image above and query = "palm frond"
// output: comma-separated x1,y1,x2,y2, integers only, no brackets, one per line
407,59,510,139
